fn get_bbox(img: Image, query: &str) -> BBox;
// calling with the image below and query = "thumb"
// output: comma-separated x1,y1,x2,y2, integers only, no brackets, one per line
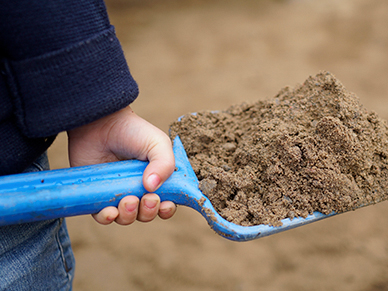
142,136,175,193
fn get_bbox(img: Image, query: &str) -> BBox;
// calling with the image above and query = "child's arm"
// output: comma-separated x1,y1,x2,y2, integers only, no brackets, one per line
67,106,176,225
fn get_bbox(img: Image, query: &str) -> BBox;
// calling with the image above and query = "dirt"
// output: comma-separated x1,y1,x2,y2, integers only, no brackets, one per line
170,71,388,226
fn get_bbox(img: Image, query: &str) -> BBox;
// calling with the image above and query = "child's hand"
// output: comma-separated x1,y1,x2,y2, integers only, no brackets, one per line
67,106,176,225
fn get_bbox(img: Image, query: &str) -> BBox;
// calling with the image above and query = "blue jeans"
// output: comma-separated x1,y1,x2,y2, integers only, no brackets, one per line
0,153,75,290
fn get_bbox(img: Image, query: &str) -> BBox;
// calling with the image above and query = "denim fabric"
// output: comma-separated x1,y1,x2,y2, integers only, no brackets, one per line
0,153,75,290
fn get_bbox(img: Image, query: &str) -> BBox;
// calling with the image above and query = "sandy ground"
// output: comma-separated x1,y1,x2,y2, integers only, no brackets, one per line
47,0,388,290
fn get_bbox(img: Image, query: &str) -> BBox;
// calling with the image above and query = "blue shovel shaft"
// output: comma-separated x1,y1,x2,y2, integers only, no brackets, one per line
0,160,202,226
0,137,201,226
0,160,144,225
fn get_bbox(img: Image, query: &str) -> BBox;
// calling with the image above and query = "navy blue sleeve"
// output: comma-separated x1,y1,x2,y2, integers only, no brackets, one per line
0,0,139,138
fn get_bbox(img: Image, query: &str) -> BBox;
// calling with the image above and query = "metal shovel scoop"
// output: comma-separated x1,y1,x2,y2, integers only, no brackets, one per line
0,136,335,241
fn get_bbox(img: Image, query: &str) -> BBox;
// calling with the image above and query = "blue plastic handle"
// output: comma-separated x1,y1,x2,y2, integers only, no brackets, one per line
0,136,335,241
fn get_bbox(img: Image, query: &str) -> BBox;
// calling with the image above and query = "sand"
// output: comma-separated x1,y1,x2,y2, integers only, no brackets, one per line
170,72,388,226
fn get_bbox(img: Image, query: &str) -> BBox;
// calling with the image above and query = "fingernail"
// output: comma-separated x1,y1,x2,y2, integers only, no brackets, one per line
144,198,158,209
159,205,173,214
147,174,161,192
125,201,137,212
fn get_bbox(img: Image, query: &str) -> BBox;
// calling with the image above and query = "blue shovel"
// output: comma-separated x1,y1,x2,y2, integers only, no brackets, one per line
0,136,335,241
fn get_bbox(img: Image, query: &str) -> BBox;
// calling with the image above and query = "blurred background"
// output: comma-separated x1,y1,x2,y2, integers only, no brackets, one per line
47,0,388,290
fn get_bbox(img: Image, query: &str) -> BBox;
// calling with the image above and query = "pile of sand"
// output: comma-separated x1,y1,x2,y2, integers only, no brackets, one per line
170,72,388,226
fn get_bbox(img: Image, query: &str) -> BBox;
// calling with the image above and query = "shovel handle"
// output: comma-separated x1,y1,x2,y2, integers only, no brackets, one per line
0,159,153,225
0,136,202,227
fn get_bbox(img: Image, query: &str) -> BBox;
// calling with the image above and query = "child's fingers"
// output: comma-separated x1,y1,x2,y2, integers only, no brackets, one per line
114,196,140,225
93,195,175,225
137,193,161,222
158,201,177,220
143,136,175,193
92,206,119,225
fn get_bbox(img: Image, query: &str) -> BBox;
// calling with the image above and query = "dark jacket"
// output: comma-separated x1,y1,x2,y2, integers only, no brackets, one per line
0,0,138,175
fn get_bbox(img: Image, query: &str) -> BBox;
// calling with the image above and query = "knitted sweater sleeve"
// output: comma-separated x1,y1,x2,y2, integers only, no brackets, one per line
0,0,139,138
